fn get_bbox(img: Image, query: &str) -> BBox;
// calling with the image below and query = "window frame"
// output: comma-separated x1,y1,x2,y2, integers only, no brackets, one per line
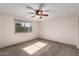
15,19,32,33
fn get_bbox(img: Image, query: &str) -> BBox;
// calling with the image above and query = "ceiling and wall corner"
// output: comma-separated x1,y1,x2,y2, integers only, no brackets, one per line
0,3,79,48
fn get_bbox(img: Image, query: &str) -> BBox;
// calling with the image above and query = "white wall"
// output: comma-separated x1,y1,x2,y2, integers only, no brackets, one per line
0,13,39,48
78,16,79,48
0,13,78,48
40,16,78,46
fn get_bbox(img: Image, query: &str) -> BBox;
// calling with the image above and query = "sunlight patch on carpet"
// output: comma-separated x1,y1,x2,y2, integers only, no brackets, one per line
23,42,48,55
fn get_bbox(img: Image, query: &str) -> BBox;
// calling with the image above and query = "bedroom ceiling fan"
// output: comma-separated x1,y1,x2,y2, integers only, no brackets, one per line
26,3,49,19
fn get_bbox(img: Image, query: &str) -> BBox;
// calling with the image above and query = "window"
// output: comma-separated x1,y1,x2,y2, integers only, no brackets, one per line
15,19,32,33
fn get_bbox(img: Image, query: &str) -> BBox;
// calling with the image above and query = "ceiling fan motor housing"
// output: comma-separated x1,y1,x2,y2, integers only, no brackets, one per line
36,10,43,15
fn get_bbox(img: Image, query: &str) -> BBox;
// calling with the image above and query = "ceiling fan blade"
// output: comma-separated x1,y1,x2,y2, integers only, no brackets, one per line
26,5,35,10
31,16,35,17
28,12,34,14
39,3,44,10
44,10,50,12
41,14,48,16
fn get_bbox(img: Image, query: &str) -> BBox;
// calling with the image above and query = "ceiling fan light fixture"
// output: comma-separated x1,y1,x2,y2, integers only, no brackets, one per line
36,15,40,19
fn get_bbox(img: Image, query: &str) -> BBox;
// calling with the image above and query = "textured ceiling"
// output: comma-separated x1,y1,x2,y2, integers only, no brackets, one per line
0,3,79,20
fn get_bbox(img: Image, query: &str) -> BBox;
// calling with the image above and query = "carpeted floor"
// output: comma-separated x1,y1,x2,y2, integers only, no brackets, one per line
0,38,78,56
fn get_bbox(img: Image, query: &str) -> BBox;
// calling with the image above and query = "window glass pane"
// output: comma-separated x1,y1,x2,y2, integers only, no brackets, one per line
15,19,32,33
